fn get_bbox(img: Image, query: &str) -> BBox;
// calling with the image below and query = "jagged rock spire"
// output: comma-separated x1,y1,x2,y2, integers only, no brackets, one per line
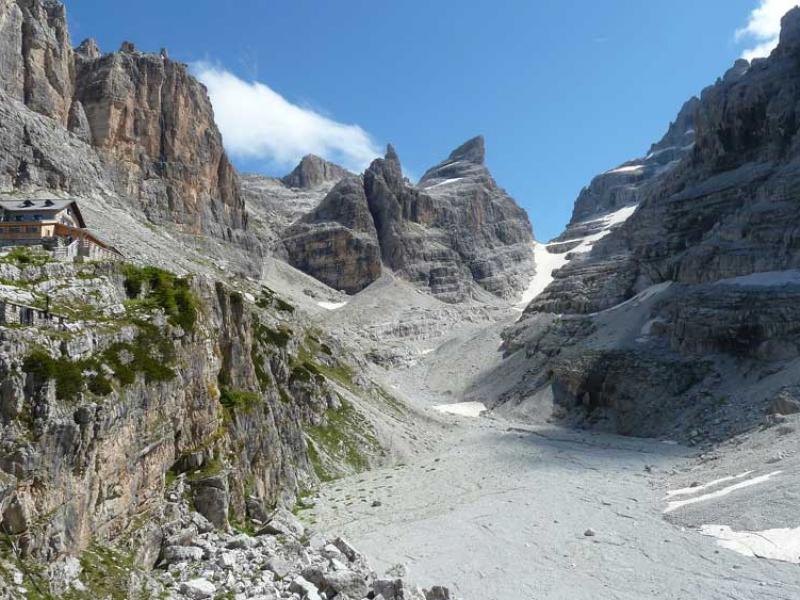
447,135,485,164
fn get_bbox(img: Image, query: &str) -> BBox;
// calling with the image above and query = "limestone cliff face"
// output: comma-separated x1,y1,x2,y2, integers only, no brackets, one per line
283,176,382,293
364,145,467,300
567,96,699,226
241,157,350,258
416,136,536,299
280,139,536,301
495,8,800,438
0,261,379,564
72,43,247,236
0,0,73,124
0,0,248,241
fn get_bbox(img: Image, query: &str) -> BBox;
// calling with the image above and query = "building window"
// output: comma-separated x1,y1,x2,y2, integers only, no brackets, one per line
26,226,38,233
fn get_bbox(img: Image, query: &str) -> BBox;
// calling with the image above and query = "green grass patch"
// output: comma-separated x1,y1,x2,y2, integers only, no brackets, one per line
254,321,292,348
305,399,380,481
0,246,52,267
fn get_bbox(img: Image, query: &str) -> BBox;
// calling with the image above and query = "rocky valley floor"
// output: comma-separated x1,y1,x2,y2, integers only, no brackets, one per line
298,295,800,600
305,406,800,600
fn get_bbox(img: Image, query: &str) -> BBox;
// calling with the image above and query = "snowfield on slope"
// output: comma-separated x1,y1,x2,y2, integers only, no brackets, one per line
516,204,639,308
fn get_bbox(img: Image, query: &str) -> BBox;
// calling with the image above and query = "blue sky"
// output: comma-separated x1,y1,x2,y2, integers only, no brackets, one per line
66,1,790,240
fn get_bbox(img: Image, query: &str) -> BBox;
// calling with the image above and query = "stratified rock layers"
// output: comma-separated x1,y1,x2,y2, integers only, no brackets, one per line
282,138,535,301
283,177,382,293
499,8,800,437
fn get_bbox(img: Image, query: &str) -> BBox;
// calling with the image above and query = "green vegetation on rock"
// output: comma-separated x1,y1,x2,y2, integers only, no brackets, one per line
122,265,198,332
219,387,261,414
0,246,52,267
305,399,380,482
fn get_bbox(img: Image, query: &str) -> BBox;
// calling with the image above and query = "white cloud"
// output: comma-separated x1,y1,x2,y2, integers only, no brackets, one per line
736,0,799,60
193,62,381,173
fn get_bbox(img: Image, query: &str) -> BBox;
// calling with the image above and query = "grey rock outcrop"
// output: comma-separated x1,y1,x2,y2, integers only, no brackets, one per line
242,156,351,257
66,98,91,143
568,96,699,225
0,260,387,569
283,176,382,293
0,0,73,124
282,154,350,189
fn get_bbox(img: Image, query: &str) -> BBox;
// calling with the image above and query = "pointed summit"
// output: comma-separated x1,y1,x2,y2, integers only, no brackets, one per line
75,38,101,60
418,135,489,186
365,143,404,186
448,135,485,164
777,6,800,55
385,143,400,165
281,154,349,189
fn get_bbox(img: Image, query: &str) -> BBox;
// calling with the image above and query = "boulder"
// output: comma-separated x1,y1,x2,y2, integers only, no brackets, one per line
190,474,229,530
180,578,216,599
425,586,451,600
332,536,361,562
161,546,204,565
258,507,305,539
322,569,368,598
266,556,291,579
374,579,407,600
768,388,800,416
289,576,323,600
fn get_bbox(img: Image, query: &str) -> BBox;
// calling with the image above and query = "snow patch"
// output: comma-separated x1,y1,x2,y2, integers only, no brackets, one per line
516,242,569,307
425,177,463,189
516,205,640,309
663,471,782,513
433,402,487,418
700,524,800,564
639,317,665,337
601,204,638,226
606,164,644,174
317,301,347,310
666,471,754,498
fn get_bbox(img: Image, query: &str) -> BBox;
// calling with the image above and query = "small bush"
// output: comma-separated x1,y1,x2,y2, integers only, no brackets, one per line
255,322,292,348
122,265,198,332
219,387,261,413
22,350,106,401
256,287,295,313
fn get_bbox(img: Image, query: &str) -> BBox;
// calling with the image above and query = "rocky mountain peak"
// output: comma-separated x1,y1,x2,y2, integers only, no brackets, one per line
447,135,485,164
417,135,491,187
75,37,101,60
777,6,800,54
366,144,404,189
722,58,750,83
647,96,699,156
280,154,349,189
385,143,400,165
